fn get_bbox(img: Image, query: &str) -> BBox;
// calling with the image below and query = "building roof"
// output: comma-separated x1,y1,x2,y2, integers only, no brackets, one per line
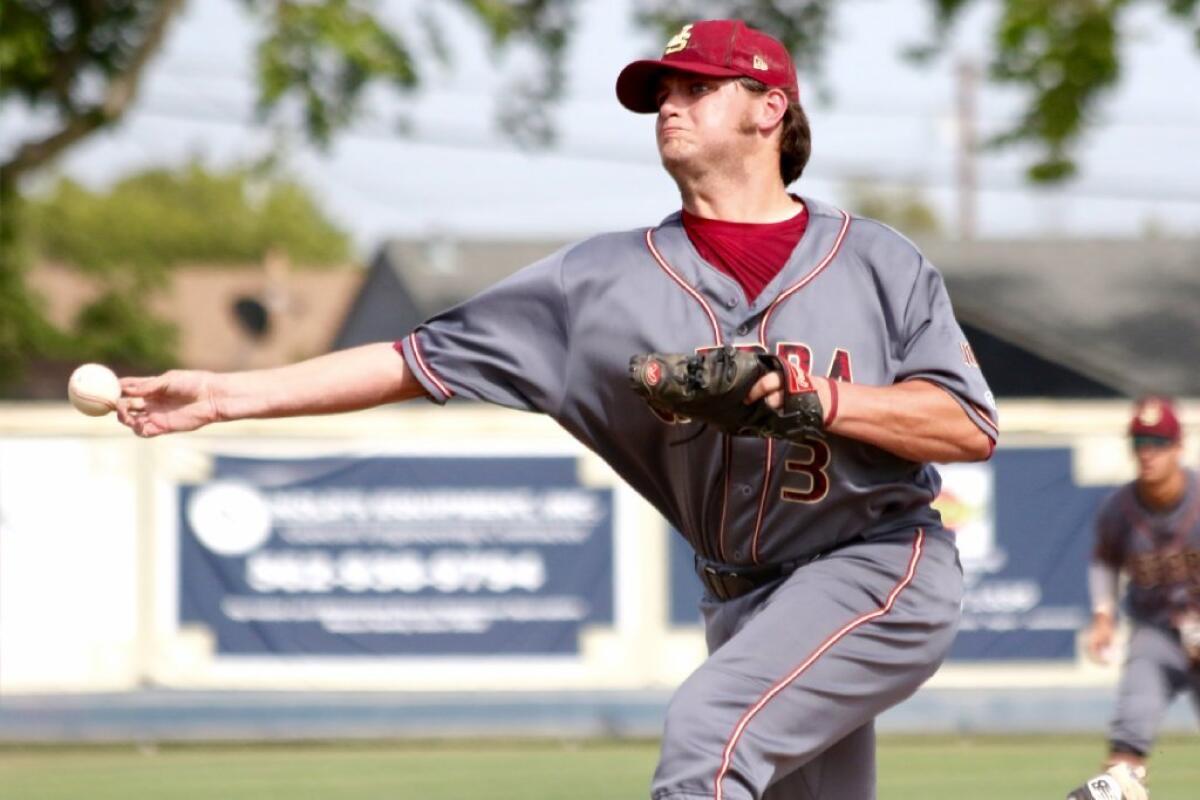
336,233,1200,399
27,261,362,382
921,238,1200,397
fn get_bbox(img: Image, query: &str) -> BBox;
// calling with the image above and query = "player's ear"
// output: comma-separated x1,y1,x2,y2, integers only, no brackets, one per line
756,87,789,133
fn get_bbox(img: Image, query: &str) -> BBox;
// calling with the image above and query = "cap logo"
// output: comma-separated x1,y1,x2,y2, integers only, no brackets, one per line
752,54,768,71
664,23,693,55
1138,400,1163,426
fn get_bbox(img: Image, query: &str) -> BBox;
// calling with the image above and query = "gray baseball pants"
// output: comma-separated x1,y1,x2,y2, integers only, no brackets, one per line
651,527,962,800
1109,623,1200,756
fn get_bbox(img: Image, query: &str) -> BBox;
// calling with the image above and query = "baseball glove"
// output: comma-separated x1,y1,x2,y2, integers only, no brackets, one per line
1178,611,1200,664
628,345,824,441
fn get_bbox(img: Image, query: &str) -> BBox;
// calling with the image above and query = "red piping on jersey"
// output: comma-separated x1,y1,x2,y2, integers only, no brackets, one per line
756,209,851,346
717,436,733,562
1121,472,1200,552
407,332,455,399
969,400,1000,438
712,528,926,800
747,210,850,560
645,228,724,347
749,438,775,564
645,227,730,561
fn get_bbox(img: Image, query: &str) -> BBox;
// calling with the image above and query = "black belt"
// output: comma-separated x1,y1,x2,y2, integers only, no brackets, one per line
694,553,813,602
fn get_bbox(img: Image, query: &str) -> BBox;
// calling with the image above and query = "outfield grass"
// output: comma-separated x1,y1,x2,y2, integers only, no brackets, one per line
2,736,1197,799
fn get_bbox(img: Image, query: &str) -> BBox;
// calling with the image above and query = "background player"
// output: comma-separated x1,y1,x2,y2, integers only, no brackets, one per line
115,19,997,800
1066,396,1199,800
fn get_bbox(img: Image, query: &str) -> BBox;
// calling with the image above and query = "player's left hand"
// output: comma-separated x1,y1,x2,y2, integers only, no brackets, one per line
628,347,826,441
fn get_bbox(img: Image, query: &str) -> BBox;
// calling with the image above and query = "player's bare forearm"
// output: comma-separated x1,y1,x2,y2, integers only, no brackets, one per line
745,372,992,462
118,343,428,437
820,378,992,463
212,343,425,420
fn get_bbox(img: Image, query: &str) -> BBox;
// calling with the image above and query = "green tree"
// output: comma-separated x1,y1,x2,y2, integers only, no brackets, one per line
18,162,352,371
2,0,1198,385
26,164,351,273
0,0,574,386
638,0,1200,182
844,179,943,238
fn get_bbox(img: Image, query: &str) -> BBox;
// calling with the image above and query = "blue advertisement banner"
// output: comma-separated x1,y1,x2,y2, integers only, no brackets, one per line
178,455,614,656
950,448,1110,660
667,448,1113,661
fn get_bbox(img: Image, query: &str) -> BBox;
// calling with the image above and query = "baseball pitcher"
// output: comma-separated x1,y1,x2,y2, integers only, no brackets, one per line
116,20,998,800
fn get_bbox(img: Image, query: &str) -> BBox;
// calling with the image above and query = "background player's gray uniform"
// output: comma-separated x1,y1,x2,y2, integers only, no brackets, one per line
400,197,997,800
1093,470,1200,755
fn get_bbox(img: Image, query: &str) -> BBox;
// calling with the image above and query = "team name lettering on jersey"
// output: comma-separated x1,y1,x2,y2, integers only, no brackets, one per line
655,343,854,430
1128,548,1200,590
960,341,980,368
827,348,854,383
669,341,846,507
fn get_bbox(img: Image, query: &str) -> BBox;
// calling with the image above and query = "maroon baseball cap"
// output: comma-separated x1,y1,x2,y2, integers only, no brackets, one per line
1129,395,1182,442
616,20,799,114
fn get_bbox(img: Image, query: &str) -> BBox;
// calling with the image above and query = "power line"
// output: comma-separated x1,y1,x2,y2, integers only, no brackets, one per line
151,63,1200,132
112,93,1200,206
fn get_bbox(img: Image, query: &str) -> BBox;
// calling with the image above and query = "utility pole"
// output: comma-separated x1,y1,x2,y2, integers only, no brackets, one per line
956,58,979,240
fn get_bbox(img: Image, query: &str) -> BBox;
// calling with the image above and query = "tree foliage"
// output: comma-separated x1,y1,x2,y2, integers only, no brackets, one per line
924,0,1199,181
1,0,1198,387
639,0,1200,183
26,163,352,275
845,179,942,238
0,0,579,387
11,162,353,385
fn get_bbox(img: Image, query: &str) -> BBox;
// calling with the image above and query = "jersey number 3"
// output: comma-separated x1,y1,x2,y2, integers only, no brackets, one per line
781,439,831,504
774,341,841,505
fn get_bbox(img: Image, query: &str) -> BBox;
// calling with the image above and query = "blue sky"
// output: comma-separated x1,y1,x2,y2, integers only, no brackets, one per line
3,0,1199,253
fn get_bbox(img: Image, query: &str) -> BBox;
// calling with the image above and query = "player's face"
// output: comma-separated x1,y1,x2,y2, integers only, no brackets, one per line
654,73,759,179
1132,438,1182,484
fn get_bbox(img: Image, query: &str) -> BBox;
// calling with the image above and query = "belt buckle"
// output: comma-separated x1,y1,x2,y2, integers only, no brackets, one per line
702,564,754,601
701,564,732,601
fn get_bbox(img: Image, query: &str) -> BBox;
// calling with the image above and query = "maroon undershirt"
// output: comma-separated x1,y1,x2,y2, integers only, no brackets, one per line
681,201,809,303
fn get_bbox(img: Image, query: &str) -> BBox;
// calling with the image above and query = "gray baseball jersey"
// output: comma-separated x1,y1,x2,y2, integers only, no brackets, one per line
399,198,994,799
1093,470,1200,628
1093,470,1200,757
400,197,998,568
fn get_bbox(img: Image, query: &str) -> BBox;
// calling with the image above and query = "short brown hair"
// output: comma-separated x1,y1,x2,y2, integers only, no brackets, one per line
738,77,812,186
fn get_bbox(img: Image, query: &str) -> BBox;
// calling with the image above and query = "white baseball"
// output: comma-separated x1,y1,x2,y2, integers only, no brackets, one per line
68,363,122,417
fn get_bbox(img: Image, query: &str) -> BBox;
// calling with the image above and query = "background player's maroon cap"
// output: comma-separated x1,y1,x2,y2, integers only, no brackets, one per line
616,20,799,114
1129,395,1182,442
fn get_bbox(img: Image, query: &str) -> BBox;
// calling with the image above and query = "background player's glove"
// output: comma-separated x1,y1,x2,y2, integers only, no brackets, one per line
1177,611,1200,663
1065,763,1148,800
628,346,824,441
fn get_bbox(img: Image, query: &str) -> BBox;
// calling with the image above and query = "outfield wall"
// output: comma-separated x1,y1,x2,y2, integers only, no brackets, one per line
1,400,1197,697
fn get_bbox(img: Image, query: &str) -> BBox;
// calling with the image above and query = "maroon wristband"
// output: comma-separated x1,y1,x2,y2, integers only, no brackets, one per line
823,379,839,428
